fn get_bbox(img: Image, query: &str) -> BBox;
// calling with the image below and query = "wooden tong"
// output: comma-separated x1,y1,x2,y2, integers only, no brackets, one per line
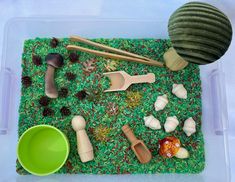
66,35,164,67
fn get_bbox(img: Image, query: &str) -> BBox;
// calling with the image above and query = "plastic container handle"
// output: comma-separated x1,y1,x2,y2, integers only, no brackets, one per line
0,68,13,134
210,69,228,135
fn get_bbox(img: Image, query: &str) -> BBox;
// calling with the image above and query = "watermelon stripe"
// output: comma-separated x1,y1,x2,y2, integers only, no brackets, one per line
175,48,218,62
184,2,228,17
169,21,231,40
169,16,231,37
173,41,223,57
174,6,228,20
179,54,210,64
169,28,230,45
170,35,227,51
172,11,231,32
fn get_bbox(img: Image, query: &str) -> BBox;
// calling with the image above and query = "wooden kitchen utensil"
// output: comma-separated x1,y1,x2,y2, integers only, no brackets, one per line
67,35,164,67
67,45,163,67
70,35,155,62
103,71,155,92
122,124,152,164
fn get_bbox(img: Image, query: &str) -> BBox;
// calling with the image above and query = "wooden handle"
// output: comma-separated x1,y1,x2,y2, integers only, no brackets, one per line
130,73,155,84
164,47,188,71
122,125,138,143
70,35,157,62
67,45,164,67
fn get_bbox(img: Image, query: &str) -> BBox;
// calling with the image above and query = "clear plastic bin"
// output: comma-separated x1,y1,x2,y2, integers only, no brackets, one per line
0,17,230,182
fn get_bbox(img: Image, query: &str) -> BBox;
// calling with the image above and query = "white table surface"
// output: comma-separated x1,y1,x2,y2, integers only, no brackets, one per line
0,0,234,181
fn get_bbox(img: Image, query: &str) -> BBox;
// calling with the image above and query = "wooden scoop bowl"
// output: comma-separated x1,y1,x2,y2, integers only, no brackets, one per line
122,124,152,164
104,71,155,92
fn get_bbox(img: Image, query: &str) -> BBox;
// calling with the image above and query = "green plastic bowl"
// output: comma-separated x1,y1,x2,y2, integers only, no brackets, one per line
17,125,69,176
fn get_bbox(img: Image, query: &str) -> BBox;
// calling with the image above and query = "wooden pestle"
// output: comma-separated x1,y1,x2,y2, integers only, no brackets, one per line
122,125,152,164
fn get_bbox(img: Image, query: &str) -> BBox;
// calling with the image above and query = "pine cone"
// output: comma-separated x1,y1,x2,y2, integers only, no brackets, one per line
50,37,59,48
22,76,32,87
42,108,54,117
60,106,71,116
32,55,42,66
75,90,87,100
69,52,79,63
39,96,50,106
65,72,76,81
59,87,68,98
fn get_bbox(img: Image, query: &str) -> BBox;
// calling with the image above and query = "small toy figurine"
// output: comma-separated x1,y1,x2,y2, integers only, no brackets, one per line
183,117,196,137
154,94,168,111
172,84,187,99
122,124,152,164
45,53,64,98
71,116,94,162
144,115,161,130
159,136,189,159
164,116,179,133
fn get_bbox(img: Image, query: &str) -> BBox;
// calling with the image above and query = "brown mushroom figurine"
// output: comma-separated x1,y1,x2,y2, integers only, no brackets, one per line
45,53,64,98
158,136,189,159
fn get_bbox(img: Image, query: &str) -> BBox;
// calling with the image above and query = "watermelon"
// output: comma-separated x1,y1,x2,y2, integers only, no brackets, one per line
168,1,233,65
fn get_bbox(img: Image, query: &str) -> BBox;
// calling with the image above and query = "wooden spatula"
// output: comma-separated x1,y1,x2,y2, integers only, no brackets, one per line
122,124,152,164
103,71,155,92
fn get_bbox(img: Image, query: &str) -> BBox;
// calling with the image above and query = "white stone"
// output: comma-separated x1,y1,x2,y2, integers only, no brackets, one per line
164,116,179,133
183,117,196,136
154,94,168,111
172,84,187,99
144,115,161,130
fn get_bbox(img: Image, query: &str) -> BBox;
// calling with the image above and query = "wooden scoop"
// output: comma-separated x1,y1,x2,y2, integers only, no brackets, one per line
104,71,155,92
122,124,152,164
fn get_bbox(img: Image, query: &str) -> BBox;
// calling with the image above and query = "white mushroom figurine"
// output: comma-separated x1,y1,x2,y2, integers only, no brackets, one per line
164,116,179,133
159,136,189,159
183,117,196,136
154,94,168,111
144,115,161,130
172,84,187,99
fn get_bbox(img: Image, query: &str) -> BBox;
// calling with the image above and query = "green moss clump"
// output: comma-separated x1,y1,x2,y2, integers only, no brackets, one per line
126,91,142,108
94,125,112,142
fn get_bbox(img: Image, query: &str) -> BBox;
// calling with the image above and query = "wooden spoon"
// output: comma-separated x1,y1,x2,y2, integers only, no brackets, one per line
122,124,152,164
104,71,155,92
